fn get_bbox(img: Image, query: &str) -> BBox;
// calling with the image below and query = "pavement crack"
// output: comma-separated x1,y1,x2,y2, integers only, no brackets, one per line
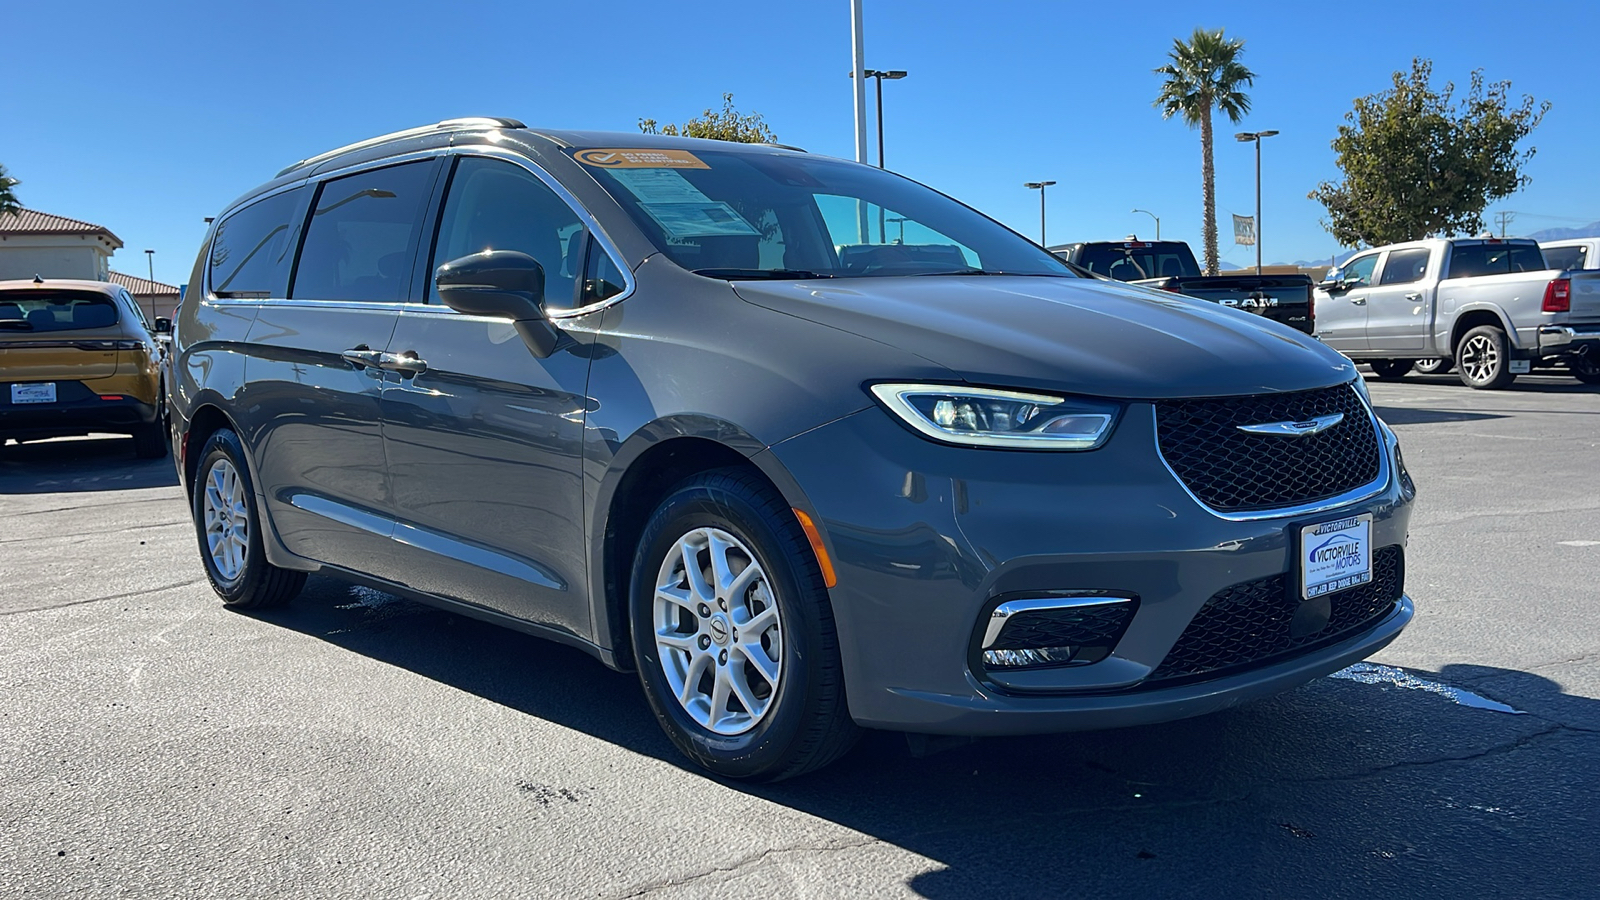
608,836,882,899
0,520,189,544
0,579,207,616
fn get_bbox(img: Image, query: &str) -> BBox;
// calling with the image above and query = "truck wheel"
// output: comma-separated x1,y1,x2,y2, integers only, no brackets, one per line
630,468,860,781
1369,359,1414,380
1573,355,1600,385
1456,326,1517,390
1413,358,1453,376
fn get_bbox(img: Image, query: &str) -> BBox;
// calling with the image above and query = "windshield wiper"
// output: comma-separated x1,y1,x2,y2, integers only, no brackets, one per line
692,268,835,280
912,268,1066,277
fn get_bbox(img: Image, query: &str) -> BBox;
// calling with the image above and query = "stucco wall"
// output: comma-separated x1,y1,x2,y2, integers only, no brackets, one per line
0,235,114,281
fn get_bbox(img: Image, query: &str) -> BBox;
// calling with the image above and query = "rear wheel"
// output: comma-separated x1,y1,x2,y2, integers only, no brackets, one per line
1456,326,1518,390
1413,357,1453,376
1369,359,1414,381
132,420,167,459
1573,355,1600,385
630,469,859,781
193,428,305,609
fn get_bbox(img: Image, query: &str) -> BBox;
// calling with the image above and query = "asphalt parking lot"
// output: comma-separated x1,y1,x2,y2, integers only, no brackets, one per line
2,372,1598,900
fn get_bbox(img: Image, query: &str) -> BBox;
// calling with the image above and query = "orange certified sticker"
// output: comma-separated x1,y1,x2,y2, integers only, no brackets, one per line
575,148,710,169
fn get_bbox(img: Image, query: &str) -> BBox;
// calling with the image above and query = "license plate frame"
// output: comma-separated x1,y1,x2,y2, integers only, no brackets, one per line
11,382,57,405
1298,513,1373,600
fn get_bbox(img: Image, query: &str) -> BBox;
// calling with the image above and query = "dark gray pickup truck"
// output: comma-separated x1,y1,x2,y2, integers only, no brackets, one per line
1051,239,1315,335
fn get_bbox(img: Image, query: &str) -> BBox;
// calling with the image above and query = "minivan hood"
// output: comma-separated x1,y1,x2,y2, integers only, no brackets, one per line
734,275,1355,399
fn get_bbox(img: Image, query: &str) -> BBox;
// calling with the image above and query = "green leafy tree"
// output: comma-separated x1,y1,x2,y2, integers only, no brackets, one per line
1154,27,1255,275
639,93,777,144
1310,59,1549,247
0,165,20,217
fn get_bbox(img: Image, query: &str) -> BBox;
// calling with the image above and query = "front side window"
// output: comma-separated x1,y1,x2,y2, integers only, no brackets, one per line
1339,253,1379,286
573,147,1075,280
0,290,119,332
1378,248,1430,286
210,188,307,298
429,158,591,311
293,162,436,303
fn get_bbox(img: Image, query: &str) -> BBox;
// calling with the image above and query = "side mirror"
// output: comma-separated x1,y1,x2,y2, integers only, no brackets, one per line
435,250,562,357
153,317,172,335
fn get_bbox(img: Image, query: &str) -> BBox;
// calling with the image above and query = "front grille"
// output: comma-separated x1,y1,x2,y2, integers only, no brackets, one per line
1155,384,1382,512
1149,545,1404,683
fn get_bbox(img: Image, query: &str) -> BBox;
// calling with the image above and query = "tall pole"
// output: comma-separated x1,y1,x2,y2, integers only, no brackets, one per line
1254,137,1262,275
850,1,867,166
875,76,885,168
1025,181,1055,246
145,249,155,284
1132,208,1160,240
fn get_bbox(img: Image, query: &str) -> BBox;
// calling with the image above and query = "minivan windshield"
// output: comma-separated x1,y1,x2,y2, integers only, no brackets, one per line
573,147,1076,279
0,290,120,332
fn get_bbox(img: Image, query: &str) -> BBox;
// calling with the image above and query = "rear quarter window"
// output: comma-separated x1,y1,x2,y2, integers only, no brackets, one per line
1541,246,1588,271
210,187,308,298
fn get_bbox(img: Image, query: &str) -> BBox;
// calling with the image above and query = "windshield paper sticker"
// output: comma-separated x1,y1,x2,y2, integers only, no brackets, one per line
607,168,716,205
637,201,759,240
575,148,709,169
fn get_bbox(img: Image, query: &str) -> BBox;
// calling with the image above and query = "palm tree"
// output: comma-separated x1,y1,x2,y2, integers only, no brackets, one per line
0,165,19,218
1154,28,1255,275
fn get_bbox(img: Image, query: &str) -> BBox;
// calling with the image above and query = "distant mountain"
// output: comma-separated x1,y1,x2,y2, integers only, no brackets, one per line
1527,221,1600,241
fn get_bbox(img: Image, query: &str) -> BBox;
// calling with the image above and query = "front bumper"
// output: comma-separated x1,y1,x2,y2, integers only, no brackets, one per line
762,401,1413,735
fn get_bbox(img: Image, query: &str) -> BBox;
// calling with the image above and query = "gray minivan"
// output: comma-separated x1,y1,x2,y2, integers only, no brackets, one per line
172,117,1415,780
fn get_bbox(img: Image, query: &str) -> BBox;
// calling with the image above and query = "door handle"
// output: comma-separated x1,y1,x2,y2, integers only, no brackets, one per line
341,347,384,369
377,350,428,376
1404,292,1422,302
1350,297,1367,306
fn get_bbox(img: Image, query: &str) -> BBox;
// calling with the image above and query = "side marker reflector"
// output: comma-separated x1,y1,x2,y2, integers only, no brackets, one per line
792,508,837,588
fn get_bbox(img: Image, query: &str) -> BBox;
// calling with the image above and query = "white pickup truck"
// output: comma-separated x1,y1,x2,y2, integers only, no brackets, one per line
1314,237,1600,388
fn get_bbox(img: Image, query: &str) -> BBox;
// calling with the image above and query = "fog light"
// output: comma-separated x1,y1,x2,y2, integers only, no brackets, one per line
983,646,1077,668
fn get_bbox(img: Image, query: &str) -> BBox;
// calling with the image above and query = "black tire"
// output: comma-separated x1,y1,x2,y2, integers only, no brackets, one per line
192,428,305,609
1456,325,1518,390
1572,355,1600,385
1369,359,1414,381
1413,357,1453,376
132,419,168,459
630,468,860,781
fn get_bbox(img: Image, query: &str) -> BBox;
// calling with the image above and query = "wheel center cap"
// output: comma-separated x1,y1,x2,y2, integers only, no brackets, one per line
708,613,731,646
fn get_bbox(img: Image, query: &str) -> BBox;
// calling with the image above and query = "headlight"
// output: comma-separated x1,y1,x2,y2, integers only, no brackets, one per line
869,383,1120,450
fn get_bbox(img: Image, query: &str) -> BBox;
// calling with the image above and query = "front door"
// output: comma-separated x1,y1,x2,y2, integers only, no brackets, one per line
378,156,604,636
1316,251,1379,353
246,159,441,574
1364,247,1432,354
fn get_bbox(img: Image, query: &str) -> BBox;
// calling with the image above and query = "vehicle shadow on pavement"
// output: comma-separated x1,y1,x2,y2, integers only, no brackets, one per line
1394,373,1600,394
0,436,178,493
264,579,1598,900
1372,406,1507,426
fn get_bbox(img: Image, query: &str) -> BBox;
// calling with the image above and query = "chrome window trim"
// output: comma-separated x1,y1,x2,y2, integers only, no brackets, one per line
203,142,635,320
1151,379,1392,523
982,595,1134,649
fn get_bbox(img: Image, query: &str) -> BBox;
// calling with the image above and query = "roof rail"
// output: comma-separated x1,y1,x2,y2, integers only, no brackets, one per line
275,116,527,178
754,142,807,153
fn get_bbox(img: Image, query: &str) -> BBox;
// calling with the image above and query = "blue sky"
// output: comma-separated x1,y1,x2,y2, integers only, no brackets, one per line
4,0,1595,286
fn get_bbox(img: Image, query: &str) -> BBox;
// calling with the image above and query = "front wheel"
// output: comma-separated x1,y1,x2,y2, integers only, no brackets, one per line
192,428,306,608
1456,326,1518,390
1369,359,1414,381
1413,357,1453,376
630,469,859,781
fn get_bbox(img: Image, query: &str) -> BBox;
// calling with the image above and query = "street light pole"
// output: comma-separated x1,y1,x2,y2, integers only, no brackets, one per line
1131,208,1160,240
1024,181,1056,246
1235,130,1279,275
853,69,908,169
145,249,155,284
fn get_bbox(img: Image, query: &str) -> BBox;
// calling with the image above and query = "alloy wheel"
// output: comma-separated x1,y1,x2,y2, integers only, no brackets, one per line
652,527,783,735
1461,334,1499,385
202,458,250,582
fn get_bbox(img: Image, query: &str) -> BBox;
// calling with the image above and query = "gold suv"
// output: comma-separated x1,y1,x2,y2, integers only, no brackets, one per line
0,277,168,458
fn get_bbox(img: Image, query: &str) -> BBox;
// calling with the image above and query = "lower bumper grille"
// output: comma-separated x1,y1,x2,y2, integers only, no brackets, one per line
1149,545,1404,683
981,597,1136,670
